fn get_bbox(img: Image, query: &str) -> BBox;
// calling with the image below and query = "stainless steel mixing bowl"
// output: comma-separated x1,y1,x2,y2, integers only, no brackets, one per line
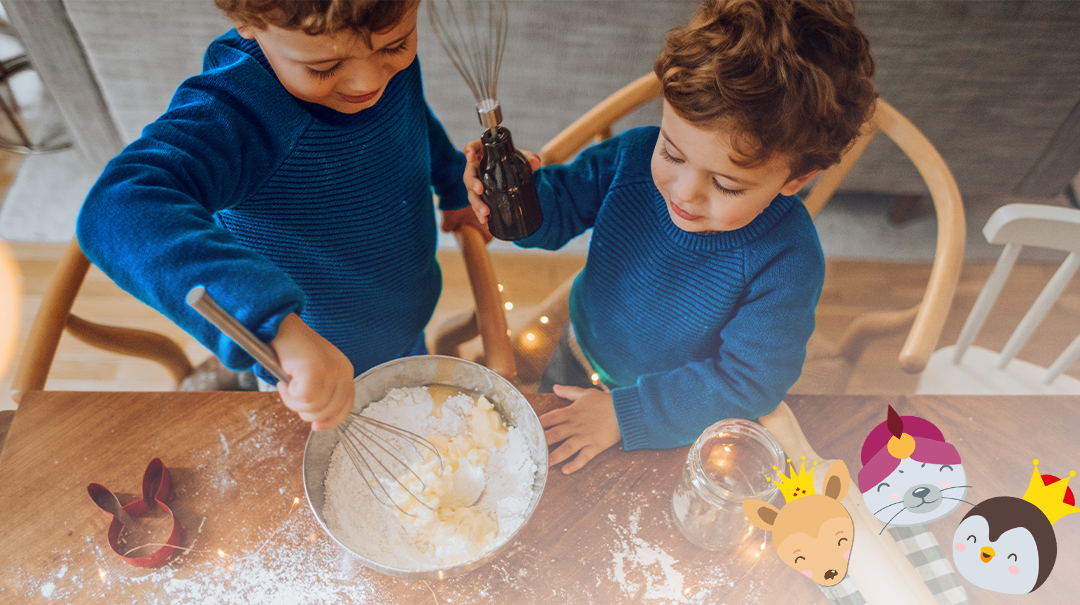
303,355,548,580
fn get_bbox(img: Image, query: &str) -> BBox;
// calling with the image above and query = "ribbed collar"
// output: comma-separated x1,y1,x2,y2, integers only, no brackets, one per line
230,31,409,128
649,186,799,252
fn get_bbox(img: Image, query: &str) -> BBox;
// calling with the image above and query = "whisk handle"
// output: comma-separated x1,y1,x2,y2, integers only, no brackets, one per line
185,286,290,385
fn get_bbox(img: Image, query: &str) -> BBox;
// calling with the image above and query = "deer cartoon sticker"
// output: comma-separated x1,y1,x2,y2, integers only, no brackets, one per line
743,457,854,586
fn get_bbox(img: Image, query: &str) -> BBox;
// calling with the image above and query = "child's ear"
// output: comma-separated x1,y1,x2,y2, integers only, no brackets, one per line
779,168,823,197
743,499,781,531
822,460,851,502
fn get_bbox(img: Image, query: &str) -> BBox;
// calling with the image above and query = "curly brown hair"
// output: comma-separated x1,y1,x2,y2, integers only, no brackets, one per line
214,0,419,41
654,0,877,177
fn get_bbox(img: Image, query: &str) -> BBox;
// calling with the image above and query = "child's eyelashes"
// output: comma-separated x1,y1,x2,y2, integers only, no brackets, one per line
659,145,684,165
660,144,745,197
712,180,745,197
307,63,343,81
307,42,408,81
381,41,410,56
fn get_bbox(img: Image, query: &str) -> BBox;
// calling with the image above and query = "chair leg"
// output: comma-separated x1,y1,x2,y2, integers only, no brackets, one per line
434,311,479,358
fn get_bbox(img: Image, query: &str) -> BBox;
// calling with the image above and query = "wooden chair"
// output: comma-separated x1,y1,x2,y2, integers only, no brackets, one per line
435,73,967,393
9,223,514,403
916,203,1080,394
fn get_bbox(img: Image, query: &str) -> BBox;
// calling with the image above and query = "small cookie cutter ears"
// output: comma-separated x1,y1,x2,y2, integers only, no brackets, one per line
87,458,183,567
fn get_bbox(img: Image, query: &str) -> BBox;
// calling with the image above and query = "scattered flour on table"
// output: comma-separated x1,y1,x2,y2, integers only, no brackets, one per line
608,507,686,603
322,386,539,569
605,505,766,604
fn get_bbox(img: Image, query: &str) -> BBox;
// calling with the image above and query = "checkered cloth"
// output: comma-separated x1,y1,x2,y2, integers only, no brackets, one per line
818,525,968,605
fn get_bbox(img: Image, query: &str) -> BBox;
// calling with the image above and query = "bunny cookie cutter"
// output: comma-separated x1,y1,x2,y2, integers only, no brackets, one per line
87,458,183,567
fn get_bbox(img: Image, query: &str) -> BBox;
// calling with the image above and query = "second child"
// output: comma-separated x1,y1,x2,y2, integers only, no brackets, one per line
464,0,877,472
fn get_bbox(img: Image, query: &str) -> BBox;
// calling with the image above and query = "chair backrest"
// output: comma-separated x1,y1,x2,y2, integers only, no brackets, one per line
534,73,965,374
10,238,195,403
18,222,516,400
950,203,1080,385
1,238,20,380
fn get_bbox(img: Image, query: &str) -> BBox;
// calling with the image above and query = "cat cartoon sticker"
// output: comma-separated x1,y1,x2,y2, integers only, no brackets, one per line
858,405,970,531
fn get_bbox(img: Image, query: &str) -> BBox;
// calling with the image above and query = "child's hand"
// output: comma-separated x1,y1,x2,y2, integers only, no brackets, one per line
462,140,542,225
540,384,622,474
269,313,355,431
440,206,493,243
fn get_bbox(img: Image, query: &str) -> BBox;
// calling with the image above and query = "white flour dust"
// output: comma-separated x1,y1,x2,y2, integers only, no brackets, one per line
322,386,539,570
605,505,766,604
608,508,686,602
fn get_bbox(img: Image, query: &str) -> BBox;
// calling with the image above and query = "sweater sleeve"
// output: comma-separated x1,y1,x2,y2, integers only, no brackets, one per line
75,67,307,371
426,106,470,211
513,133,626,251
611,231,825,451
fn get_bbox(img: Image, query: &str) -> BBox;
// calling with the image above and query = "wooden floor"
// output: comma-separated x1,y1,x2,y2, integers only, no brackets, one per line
2,233,1079,412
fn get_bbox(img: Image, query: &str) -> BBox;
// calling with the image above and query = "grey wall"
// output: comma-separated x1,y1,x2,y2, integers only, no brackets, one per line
10,0,1080,198
418,0,688,153
854,0,1080,198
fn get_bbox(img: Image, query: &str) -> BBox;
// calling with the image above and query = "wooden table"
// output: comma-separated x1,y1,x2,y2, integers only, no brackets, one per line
0,392,1076,604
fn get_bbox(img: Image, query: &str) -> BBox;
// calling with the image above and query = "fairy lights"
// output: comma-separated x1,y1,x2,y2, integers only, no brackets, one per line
525,332,535,341
540,316,549,324
504,302,513,310
98,567,108,584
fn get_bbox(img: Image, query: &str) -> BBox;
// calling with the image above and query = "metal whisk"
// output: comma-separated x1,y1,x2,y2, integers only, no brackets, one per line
428,0,508,132
428,0,545,242
186,286,443,516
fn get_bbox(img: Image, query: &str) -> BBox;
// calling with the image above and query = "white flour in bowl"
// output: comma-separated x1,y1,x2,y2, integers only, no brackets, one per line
322,386,538,570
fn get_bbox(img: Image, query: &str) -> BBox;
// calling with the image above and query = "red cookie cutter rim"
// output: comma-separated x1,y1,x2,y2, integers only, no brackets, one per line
87,457,183,567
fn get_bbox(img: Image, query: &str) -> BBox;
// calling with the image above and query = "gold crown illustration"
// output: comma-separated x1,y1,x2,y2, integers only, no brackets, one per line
1021,459,1079,525
768,456,817,503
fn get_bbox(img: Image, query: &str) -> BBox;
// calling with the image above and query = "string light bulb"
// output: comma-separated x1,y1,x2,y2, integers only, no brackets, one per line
539,316,549,324
504,302,513,310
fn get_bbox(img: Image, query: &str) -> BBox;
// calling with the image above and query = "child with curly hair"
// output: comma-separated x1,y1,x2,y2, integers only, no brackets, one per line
78,1,480,430
464,0,877,472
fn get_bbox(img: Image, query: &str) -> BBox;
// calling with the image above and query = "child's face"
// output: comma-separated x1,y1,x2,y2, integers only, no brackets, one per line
651,102,821,233
235,7,419,114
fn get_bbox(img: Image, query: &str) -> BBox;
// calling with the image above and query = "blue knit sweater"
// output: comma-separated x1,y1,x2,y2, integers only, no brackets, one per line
518,127,825,450
76,31,469,379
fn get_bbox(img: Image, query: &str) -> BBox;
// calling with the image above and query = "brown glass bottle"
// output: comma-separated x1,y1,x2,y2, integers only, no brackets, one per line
478,126,543,241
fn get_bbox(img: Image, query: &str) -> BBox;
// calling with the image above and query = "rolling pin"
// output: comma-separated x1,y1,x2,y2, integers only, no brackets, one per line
759,401,938,605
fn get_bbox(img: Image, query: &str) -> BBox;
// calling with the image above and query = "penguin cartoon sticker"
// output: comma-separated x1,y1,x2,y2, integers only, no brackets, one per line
858,405,970,531
952,459,1078,594
743,458,854,586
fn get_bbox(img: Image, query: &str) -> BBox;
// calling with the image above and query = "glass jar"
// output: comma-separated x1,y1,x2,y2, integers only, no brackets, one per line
671,418,785,550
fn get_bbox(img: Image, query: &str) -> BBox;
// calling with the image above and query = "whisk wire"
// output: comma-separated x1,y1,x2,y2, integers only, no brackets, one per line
431,4,479,100
429,0,507,111
347,417,443,483
184,286,446,517
336,417,443,516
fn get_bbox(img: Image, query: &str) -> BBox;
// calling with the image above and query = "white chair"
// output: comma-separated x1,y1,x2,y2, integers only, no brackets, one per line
917,203,1080,394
